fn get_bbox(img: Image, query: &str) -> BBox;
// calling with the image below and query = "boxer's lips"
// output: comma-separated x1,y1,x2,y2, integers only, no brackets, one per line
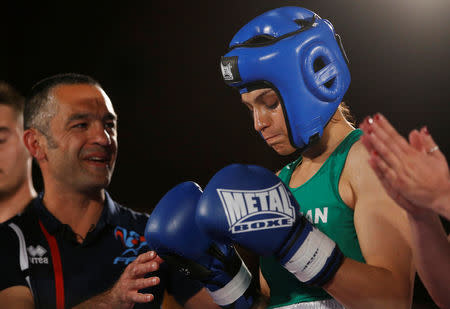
264,134,281,145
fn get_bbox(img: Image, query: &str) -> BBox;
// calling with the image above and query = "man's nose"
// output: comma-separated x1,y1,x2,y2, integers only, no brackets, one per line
91,123,112,146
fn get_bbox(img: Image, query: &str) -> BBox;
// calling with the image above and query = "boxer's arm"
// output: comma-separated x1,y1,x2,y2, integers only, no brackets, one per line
407,212,450,308
323,141,414,309
0,286,34,309
259,268,270,299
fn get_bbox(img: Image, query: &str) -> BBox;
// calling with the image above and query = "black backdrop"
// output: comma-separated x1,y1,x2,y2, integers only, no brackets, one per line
3,0,449,306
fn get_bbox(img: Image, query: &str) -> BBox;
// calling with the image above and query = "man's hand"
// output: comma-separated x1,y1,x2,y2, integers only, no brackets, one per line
74,251,162,309
109,251,162,306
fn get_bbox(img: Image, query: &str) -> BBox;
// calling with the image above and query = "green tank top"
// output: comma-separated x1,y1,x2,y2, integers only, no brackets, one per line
260,129,366,307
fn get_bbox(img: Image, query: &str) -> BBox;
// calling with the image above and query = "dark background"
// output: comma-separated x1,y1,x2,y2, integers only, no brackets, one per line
3,0,449,307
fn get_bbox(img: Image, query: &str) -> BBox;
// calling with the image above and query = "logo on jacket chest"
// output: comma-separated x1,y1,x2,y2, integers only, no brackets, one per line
27,245,49,264
113,226,147,265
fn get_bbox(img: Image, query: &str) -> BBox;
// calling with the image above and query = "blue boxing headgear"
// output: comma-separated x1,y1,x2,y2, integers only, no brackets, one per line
220,7,350,150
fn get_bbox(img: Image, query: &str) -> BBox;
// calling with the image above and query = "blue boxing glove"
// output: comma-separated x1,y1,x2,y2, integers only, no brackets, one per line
144,181,259,308
196,164,343,286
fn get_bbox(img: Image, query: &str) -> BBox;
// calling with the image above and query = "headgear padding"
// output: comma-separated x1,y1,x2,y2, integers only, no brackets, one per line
220,6,350,150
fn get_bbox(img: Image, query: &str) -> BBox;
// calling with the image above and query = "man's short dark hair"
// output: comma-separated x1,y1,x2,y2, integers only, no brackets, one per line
0,81,25,117
24,73,101,132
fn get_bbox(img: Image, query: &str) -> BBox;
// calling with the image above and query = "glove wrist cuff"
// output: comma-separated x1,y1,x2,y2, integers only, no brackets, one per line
279,218,343,286
207,260,252,306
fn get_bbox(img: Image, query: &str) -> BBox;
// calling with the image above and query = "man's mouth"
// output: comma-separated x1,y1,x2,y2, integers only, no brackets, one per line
87,156,108,163
84,153,112,167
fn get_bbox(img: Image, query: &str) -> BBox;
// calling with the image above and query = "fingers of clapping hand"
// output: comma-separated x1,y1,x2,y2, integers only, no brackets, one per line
369,149,422,213
361,114,410,169
408,129,424,152
372,113,411,153
368,150,397,184
360,114,413,204
418,127,447,160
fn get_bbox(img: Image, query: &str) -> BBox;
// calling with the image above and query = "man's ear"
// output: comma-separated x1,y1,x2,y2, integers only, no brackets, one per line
23,129,47,161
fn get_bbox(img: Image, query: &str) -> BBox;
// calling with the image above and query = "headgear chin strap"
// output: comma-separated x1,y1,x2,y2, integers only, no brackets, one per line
220,6,350,150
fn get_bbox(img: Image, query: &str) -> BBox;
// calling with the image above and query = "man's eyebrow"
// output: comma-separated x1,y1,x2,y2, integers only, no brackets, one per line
67,113,90,123
241,89,274,105
103,113,117,121
66,112,117,123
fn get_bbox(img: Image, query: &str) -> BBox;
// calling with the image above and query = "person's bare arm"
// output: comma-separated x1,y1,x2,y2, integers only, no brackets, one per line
407,211,450,308
73,251,161,309
323,142,414,309
0,286,34,309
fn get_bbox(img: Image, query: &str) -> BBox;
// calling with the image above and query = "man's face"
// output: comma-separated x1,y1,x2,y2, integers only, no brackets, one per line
42,84,118,192
0,105,31,197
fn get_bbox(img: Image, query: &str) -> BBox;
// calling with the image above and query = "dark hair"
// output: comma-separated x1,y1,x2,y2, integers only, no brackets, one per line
24,73,100,132
0,81,25,116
